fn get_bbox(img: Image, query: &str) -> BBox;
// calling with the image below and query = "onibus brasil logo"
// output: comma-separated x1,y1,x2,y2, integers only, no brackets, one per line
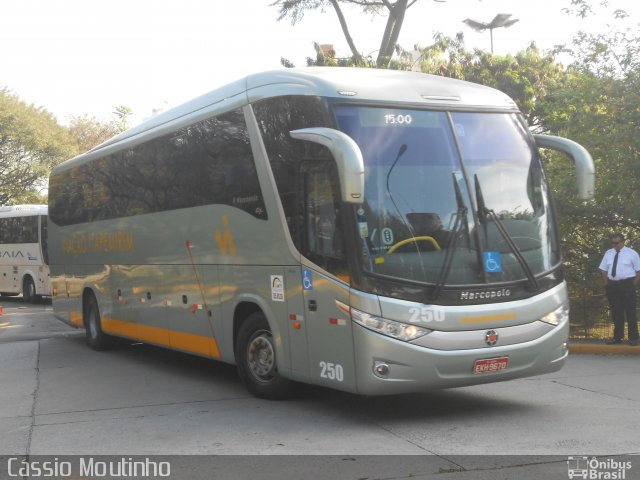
567,456,632,479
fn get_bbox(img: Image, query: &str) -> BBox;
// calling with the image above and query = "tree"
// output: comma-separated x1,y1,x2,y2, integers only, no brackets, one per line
0,89,78,205
67,114,119,153
113,105,133,132
273,0,431,67
415,34,567,131
503,1,640,336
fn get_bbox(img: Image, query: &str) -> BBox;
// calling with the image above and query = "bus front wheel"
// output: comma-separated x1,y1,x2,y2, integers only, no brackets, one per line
84,295,115,351
235,312,290,400
22,277,37,303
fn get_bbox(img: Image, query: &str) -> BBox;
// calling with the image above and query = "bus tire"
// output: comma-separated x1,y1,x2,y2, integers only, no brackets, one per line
235,312,291,400
84,295,115,351
22,277,37,303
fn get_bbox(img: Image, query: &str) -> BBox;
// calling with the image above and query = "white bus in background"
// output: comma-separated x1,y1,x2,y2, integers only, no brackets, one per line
0,205,51,302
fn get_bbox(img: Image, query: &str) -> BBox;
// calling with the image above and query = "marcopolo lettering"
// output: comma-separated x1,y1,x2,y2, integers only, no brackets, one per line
460,288,511,301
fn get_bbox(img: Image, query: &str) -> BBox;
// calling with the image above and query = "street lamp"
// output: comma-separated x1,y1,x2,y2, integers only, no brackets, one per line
463,13,519,54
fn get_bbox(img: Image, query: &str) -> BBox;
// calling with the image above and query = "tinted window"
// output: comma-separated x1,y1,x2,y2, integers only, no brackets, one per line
301,162,347,276
50,109,266,226
335,105,559,286
253,96,348,279
0,216,39,243
40,215,49,264
253,95,333,250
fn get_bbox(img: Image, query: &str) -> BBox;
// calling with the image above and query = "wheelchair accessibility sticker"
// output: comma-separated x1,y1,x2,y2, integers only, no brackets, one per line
302,269,313,291
483,251,503,273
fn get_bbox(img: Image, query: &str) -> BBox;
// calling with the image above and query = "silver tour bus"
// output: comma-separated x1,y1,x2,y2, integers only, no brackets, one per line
48,68,594,399
0,204,51,303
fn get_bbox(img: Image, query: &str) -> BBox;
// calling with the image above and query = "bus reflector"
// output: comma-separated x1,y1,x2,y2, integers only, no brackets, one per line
189,304,203,314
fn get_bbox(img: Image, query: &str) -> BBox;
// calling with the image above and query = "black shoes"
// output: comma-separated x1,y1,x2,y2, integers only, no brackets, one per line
629,339,639,346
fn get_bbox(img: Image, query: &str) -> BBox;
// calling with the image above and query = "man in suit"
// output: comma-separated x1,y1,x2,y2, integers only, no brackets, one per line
599,233,640,345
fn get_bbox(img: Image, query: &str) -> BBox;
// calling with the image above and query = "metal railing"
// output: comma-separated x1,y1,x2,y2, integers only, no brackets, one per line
569,292,640,340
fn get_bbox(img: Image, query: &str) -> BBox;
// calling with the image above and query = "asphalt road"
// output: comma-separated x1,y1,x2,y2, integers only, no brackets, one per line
0,298,639,479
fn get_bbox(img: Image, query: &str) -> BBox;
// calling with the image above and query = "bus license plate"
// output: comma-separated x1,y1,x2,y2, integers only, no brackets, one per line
473,356,509,374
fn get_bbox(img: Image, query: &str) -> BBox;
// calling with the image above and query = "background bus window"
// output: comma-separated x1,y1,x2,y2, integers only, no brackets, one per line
40,215,49,265
0,216,38,244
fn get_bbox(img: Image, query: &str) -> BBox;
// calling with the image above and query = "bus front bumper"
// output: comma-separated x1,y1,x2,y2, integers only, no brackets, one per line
352,320,569,396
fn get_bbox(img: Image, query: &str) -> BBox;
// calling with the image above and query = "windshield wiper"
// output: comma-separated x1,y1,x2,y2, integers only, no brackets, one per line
474,175,539,291
430,173,469,301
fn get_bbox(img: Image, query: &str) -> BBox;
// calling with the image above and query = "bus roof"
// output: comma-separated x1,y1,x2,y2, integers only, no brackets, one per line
0,204,48,217
59,68,519,168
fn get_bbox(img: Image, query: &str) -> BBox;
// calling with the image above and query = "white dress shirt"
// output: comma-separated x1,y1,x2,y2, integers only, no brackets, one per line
599,246,640,280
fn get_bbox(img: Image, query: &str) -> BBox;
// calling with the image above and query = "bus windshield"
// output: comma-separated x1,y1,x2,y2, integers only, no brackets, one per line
334,105,559,286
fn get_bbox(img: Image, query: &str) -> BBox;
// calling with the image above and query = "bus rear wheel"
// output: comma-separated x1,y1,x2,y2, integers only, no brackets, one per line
84,295,115,351
235,312,291,400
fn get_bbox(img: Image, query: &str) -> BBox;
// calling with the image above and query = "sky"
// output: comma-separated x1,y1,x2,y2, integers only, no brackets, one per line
1,0,638,126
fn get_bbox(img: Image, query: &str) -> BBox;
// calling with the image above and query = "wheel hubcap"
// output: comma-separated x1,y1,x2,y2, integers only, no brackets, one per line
247,331,275,381
89,310,98,339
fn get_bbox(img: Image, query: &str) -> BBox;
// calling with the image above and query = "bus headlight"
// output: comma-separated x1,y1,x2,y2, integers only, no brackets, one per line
539,304,569,326
350,307,431,341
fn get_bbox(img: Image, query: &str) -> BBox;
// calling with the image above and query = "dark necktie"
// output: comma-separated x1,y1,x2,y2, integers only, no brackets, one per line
611,250,619,278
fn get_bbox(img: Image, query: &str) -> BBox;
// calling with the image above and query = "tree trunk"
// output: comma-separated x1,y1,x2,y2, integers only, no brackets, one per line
377,0,409,67
330,0,363,63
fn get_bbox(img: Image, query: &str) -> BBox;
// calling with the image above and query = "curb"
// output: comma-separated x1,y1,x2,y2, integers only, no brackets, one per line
568,342,640,356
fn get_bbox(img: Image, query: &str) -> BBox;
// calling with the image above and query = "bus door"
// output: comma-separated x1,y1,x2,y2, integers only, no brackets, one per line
298,162,355,391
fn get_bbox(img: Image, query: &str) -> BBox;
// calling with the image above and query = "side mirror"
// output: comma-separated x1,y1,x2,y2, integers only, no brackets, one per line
533,134,595,200
290,128,365,204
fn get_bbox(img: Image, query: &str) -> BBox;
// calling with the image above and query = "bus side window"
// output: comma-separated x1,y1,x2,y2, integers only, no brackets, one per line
301,162,348,278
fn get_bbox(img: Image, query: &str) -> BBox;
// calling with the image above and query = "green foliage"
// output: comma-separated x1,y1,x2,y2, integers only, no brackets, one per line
543,41,640,309
113,105,133,132
538,3,640,337
0,88,78,205
415,33,567,131
67,114,119,153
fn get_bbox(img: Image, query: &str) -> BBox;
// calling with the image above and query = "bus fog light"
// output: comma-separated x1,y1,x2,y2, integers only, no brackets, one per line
373,362,390,378
562,342,569,354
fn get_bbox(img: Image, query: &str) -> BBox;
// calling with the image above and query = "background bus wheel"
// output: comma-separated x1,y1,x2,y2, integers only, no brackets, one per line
22,277,37,303
235,312,290,400
84,295,115,351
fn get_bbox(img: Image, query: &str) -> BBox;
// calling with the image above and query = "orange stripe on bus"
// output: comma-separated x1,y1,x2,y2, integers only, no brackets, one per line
69,311,84,327
459,312,517,324
170,330,220,358
101,317,220,358
102,317,137,338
